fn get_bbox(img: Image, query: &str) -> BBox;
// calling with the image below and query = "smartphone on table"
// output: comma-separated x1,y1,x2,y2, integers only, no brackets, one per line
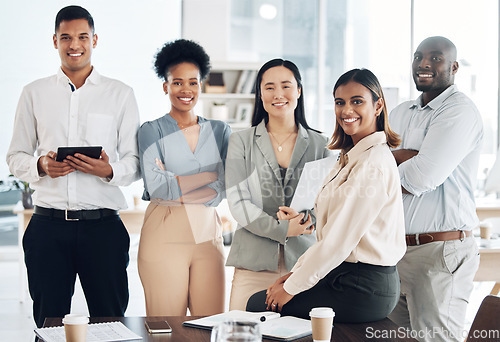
145,320,172,334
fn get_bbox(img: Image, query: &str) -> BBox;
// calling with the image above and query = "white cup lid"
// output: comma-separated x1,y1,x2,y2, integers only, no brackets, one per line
480,221,493,228
62,314,89,325
309,307,335,318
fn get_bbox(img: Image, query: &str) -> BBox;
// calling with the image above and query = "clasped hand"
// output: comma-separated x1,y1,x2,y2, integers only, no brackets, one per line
277,206,314,237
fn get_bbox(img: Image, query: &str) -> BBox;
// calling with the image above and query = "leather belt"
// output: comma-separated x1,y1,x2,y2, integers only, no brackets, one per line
34,206,119,221
406,230,472,246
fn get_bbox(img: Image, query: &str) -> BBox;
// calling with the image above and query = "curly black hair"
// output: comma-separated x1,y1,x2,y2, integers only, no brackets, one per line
154,39,211,81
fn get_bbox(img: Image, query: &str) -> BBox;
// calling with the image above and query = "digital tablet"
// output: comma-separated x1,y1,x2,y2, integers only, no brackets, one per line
56,146,102,162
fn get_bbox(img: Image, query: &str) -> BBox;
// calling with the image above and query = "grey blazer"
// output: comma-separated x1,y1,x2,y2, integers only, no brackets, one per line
225,121,332,272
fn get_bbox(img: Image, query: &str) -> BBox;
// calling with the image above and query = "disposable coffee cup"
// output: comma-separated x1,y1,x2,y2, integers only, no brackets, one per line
480,222,492,240
133,195,140,209
62,314,89,342
309,307,334,342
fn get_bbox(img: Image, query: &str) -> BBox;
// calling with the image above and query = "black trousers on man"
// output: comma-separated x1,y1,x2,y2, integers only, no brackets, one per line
23,211,130,328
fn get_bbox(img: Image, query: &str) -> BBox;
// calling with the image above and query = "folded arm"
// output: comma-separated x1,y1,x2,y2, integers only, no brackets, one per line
155,158,217,203
203,123,232,206
397,102,483,197
392,149,418,194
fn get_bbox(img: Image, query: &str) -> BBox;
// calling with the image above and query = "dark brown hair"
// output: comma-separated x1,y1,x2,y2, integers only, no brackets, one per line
55,6,94,34
327,68,400,150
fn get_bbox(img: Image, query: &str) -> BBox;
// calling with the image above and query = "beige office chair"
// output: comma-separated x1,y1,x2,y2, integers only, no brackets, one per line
466,295,500,342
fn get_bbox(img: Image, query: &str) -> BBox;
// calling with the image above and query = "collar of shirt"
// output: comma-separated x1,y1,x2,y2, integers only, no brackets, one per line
56,67,102,88
342,131,387,166
410,84,458,110
164,112,208,127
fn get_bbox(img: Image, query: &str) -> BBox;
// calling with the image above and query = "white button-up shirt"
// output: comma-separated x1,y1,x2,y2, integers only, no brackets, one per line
7,68,140,210
389,85,483,234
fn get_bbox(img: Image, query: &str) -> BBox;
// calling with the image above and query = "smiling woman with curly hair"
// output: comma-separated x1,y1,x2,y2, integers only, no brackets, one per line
137,39,231,316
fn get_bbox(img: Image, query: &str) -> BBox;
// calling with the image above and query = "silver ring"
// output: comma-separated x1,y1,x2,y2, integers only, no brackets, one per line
272,304,276,307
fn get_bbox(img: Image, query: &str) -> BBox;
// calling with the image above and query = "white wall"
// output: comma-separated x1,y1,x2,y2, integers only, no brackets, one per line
182,0,230,61
0,0,182,178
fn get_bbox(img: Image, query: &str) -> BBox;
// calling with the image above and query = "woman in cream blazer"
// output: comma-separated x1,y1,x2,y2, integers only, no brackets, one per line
225,59,331,310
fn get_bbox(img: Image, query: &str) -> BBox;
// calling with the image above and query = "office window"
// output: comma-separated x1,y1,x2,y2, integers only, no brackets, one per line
229,0,498,183
229,0,411,134
229,0,322,128
414,0,498,156
325,0,411,133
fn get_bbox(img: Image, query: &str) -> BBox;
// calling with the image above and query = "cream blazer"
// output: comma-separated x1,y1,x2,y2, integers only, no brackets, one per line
225,121,331,271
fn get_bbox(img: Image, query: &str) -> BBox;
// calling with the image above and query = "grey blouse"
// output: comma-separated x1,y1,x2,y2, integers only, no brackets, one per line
138,113,231,207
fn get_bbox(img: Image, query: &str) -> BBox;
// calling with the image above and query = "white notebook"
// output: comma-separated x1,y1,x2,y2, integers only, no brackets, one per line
34,321,142,342
290,154,338,212
183,310,312,341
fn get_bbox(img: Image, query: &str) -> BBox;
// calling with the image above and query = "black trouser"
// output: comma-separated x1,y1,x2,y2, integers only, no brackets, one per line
23,213,130,328
247,262,400,323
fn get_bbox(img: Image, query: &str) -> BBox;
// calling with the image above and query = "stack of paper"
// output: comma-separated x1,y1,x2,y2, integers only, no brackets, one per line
35,321,142,342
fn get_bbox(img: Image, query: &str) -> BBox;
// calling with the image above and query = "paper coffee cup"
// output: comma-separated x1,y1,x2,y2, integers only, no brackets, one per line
480,222,493,240
133,195,140,209
63,314,89,342
309,307,334,342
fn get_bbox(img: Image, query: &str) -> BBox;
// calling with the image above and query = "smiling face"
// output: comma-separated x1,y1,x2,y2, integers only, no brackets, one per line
260,66,301,120
334,81,383,145
53,19,96,76
412,37,458,100
163,62,201,116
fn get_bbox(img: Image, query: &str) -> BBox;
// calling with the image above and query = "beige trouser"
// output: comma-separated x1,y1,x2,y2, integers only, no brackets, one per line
229,246,288,311
388,236,479,342
138,203,225,316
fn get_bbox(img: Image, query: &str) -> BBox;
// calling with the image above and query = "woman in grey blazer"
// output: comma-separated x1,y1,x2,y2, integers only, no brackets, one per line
225,59,332,310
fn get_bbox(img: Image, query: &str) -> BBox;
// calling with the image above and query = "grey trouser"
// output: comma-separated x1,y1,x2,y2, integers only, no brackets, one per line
388,237,479,342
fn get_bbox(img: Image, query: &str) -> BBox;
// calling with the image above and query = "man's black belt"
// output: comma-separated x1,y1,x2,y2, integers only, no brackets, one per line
34,206,119,221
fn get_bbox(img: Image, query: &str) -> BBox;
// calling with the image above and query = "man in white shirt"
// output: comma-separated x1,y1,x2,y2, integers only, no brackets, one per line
388,36,483,342
6,5,140,328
